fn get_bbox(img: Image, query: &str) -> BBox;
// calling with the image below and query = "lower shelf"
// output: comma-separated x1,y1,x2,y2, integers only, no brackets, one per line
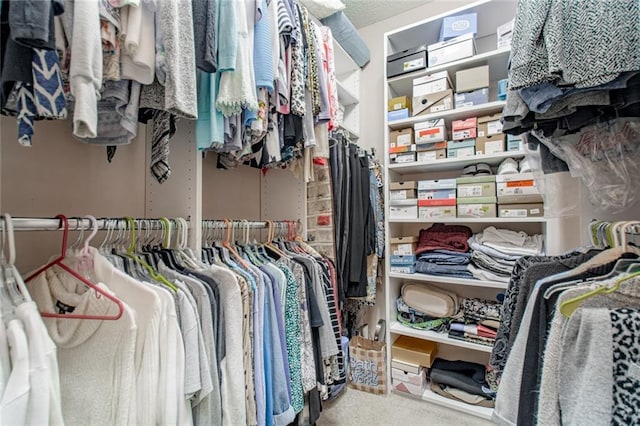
390,321,493,353
392,387,493,420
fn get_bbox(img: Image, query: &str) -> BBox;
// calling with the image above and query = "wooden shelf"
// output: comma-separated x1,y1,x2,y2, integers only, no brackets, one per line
388,101,506,130
391,388,493,420
388,217,547,224
388,272,508,289
388,150,524,174
387,48,511,96
390,321,493,353
337,80,358,106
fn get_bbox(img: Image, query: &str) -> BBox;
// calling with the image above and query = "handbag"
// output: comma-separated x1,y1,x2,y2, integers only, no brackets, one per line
401,283,459,318
348,335,387,395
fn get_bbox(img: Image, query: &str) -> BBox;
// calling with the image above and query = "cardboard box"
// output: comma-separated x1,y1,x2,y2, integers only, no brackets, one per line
455,65,489,93
392,368,426,396
388,108,410,122
390,255,416,265
416,141,447,152
391,243,418,256
417,149,446,162
413,71,452,97
440,12,477,41
498,78,509,100
457,203,497,218
389,144,417,154
477,113,503,138
390,198,419,207
389,205,418,220
392,335,438,368
390,236,419,256
418,178,456,190
390,189,417,202
497,19,514,49
415,119,447,144
457,196,497,204
387,45,427,78
498,203,544,218
428,33,476,67
456,175,496,198
454,88,489,109
390,265,416,274
390,128,414,148
419,206,457,220
392,359,421,375
447,139,476,158
390,152,416,164
476,134,506,155
418,198,457,207
498,194,544,204
388,96,412,112
418,188,456,200
413,90,453,116
452,117,478,140
507,134,524,151
390,181,417,191
496,173,541,200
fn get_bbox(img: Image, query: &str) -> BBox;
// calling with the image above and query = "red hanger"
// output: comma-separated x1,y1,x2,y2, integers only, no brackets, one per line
25,215,124,320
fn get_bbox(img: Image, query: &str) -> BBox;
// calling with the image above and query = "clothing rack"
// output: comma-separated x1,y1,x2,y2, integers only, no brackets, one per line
1,217,188,232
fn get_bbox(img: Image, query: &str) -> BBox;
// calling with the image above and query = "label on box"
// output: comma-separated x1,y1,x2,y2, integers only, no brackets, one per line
397,134,412,146
449,147,475,158
500,208,528,218
419,207,456,219
452,129,476,140
459,204,491,217
394,243,415,255
487,121,503,135
418,151,438,161
390,190,414,201
458,185,483,197
404,58,425,71
390,265,415,274
393,102,403,110
431,98,452,112
485,139,505,154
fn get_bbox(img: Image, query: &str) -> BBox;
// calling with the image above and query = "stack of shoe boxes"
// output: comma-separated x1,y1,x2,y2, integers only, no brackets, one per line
417,179,457,220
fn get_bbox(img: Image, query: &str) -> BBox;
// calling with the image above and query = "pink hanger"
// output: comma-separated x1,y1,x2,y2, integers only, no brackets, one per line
25,215,124,320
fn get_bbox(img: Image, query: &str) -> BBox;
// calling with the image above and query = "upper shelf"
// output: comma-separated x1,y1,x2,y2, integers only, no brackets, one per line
385,0,517,55
389,150,524,174
387,48,511,96
388,101,506,130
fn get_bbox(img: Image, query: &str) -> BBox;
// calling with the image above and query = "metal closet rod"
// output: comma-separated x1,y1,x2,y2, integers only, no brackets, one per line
1,217,190,231
201,219,301,229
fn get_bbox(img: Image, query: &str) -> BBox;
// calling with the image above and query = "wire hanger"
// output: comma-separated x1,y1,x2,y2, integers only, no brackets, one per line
24,215,124,320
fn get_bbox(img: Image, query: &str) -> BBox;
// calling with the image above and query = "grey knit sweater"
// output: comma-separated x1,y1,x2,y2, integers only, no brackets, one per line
509,0,640,90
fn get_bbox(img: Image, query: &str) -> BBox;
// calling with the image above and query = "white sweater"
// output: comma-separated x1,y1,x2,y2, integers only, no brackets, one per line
120,2,156,84
15,301,64,426
0,320,30,426
26,267,137,426
92,249,163,425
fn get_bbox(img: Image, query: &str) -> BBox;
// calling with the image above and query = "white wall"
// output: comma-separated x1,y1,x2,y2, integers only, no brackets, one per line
356,0,477,157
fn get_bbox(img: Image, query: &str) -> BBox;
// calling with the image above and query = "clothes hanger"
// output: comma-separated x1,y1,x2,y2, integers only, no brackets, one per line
24,215,124,320
123,217,177,292
222,218,252,270
560,270,640,318
0,215,17,320
263,220,287,259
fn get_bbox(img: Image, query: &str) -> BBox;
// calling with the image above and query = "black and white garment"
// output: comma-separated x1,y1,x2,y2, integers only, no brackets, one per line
610,308,640,425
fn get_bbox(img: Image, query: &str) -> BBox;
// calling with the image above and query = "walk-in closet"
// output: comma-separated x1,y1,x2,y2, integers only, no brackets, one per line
1,0,639,425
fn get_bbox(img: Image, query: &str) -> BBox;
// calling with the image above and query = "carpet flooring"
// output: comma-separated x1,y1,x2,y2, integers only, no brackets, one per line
317,389,493,426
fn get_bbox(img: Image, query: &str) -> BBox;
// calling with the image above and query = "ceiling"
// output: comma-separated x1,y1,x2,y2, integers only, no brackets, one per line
342,0,433,28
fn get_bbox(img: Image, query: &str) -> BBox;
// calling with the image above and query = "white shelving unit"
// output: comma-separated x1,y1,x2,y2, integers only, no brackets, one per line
334,42,361,139
382,0,581,420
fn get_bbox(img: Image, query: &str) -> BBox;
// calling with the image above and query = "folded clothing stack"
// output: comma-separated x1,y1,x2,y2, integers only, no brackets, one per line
396,297,450,332
448,298,501,347
415,223,474,278
429,358,495,407
396,283,460,332
467,226,544,282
